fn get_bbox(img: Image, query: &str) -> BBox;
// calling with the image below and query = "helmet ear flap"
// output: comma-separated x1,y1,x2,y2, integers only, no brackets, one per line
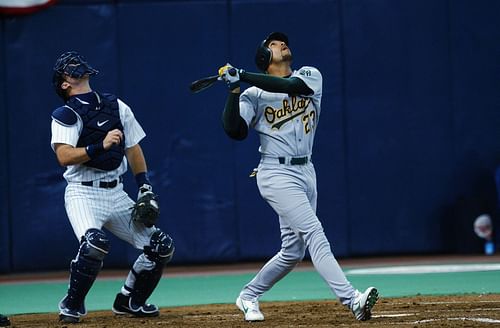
255,39,272,72
52,72,70,101
254,32,289,72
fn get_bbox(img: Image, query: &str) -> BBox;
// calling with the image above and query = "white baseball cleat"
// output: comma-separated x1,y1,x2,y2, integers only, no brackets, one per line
350,287,379,321
236,296,265,321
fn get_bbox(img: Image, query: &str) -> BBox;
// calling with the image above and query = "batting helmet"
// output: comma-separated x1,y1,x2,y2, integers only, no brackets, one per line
254,32,289,72
52,51,98,100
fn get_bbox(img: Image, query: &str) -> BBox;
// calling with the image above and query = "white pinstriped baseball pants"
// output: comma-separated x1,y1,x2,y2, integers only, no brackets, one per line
64,182,155,249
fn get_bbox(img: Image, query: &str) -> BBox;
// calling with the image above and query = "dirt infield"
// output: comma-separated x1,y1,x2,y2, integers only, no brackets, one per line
8,294,500,327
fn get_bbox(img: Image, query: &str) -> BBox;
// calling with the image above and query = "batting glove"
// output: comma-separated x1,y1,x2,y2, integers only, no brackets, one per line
218,63,241,91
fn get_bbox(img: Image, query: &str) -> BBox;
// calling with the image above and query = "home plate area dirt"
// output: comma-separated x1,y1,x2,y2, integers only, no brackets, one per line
10,294,500,327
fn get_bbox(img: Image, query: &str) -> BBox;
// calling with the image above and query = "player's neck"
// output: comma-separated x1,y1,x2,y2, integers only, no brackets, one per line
68,82,92,97
267,63,292,77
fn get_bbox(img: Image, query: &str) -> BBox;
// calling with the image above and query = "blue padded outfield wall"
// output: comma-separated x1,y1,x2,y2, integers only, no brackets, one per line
1,0,500,272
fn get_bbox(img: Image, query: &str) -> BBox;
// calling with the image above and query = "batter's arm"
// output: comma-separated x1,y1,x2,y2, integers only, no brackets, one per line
222,92,248,141
240,71,312,95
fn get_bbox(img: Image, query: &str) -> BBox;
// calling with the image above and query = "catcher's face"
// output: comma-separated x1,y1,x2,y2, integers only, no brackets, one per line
60,74,91,96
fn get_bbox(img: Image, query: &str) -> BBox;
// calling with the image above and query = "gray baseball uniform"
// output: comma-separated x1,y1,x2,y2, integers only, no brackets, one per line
237,66,357,306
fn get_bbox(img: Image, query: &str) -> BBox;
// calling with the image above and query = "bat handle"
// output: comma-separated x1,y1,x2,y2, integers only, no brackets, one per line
228,68,237,76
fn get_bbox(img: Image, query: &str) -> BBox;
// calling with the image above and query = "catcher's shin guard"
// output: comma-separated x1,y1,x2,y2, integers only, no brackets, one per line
64,229,109,311
121,230,174,306
126,264,163,307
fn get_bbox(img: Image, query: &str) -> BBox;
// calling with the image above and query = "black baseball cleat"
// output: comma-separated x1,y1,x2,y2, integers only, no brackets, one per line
0,314,10,327
58,294,87,323
112,293,159,317
59,314,79,324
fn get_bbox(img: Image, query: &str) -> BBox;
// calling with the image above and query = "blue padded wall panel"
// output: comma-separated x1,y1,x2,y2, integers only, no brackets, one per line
446,0,500,253
450,0,500,182
230,0,350,259
117,1,239,263
4,4,128,271
0,20,11,273
1,0,500,272
341,0,455,254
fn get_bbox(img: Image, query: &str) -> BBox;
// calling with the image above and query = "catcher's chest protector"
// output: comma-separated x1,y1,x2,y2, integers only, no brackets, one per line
69,92,125,171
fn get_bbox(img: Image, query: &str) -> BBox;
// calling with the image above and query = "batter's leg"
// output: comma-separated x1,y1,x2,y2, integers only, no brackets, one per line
256,166,357,305
239,222,305,301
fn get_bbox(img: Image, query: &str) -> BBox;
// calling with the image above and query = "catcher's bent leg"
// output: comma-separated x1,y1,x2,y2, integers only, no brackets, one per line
60,229,109,323
113,230,174,317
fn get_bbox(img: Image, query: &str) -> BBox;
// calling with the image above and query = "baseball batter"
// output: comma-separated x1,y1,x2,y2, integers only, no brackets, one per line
50,51,174,323
218,32,379,322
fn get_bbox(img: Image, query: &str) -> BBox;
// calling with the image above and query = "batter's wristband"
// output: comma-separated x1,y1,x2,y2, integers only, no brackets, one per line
135,172,151,187
85,143,105,159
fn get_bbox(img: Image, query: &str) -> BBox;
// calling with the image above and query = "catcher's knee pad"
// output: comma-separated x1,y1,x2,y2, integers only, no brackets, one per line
73,229,110,277
144,229,175,265
79,228,110,262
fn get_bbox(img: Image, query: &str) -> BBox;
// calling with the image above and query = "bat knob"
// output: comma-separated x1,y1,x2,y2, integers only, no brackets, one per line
228,68,237,76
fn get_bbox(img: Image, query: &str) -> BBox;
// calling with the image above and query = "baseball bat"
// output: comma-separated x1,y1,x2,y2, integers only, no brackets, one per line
189,68,237,93
189,74,219,93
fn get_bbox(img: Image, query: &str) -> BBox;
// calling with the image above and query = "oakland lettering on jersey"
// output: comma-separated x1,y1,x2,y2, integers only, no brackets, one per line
265,96,311,129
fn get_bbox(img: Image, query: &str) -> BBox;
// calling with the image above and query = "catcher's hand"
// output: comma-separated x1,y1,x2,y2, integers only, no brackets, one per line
131,191,160,228
137,183,153,199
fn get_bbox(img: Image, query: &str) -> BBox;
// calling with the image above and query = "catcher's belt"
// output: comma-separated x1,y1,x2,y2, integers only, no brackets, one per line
81,175,123,189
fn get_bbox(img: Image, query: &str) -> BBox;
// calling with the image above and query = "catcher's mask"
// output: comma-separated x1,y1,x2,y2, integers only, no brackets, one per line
254,32,289,73
52,51,99,101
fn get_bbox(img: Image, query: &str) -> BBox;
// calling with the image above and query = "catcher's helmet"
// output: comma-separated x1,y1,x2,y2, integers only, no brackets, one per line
52,51,98,100
254,32,289,72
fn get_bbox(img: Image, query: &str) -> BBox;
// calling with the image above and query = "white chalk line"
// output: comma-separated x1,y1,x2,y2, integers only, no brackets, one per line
391,300,500,305
413,317,500,324
374,305,500,325
347,263,500,275
183,313,240,319
372,313,414,318
375,307,500,316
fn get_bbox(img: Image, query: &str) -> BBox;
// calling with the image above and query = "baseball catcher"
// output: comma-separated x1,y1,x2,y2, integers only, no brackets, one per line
50,51,174,323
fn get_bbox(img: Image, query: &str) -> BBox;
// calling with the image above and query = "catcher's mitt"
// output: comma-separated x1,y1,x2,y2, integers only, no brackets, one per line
131,191,160,227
